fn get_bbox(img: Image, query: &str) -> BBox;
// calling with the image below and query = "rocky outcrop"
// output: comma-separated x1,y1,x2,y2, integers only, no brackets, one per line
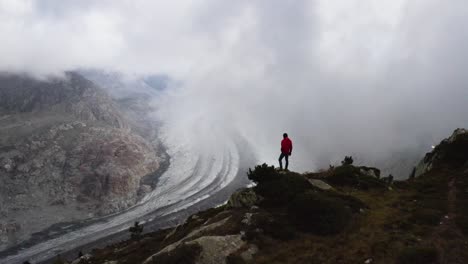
0,72,164,251
414,156,434,178
359,166,381,178
415,128,468,177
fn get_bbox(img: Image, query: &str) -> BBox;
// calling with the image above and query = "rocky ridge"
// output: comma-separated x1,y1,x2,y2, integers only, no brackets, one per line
60,128,468,264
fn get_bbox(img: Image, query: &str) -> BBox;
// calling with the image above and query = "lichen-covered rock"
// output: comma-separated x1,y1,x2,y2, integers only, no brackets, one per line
143,234,244,264
308,179,334,191
227,188,259,208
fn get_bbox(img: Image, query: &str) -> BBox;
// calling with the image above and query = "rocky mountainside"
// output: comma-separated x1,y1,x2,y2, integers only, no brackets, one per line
61,128,468,264
0,72,164,252
78,70,165,143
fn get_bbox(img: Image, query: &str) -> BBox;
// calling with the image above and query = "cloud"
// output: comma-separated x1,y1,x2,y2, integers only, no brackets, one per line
1,0,468,174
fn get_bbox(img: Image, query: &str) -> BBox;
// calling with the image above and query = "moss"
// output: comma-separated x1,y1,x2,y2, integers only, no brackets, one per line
151,243,202,264
383,218,414,232
456,216,468,235
226,254,246,264
409,209,443,226
288,191,352,235
262,219,295,241
397,247,438,264
248,211,296,241
456,176,468,235
324,191,367,213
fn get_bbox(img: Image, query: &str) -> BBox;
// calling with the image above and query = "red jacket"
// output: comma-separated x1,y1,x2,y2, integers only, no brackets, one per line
281,137,293,154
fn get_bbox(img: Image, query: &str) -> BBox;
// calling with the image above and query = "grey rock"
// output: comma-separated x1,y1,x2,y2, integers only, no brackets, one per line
308,179,334,191
414,158,433,178
241,213,253,226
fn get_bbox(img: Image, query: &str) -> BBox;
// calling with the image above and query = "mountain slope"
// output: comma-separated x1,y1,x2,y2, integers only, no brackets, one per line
0,72,164,252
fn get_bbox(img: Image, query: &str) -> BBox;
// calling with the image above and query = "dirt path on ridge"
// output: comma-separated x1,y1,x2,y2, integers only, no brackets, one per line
431,176,466,264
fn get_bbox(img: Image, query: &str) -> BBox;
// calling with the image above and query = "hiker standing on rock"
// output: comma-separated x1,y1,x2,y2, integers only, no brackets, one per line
279,133,293,170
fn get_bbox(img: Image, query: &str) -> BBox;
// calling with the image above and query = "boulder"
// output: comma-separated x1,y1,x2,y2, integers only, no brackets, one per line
188,235,244,264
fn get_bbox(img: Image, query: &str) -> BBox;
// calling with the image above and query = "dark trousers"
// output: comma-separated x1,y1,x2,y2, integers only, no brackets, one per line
279,153,289,170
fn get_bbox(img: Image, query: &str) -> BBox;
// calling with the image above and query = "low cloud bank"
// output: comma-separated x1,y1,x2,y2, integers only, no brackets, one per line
2,0,468,175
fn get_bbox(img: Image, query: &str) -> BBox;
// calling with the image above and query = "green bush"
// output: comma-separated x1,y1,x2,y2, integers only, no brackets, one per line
288,191,352,235
129,221,144,239
327,165,360,186
341,156,354,165
257,217,295,240
254,172,311,206
247,163,280,183
247,163,311,206
246,213,295,241
397,247,438,264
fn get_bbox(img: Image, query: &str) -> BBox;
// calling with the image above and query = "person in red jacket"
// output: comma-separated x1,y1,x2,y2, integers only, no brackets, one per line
279,133,293,170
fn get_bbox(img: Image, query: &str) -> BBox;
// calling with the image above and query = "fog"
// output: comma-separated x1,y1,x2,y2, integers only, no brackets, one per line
1,0,468,175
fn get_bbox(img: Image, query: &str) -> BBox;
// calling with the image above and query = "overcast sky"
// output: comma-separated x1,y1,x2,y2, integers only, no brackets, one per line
1,0,468,173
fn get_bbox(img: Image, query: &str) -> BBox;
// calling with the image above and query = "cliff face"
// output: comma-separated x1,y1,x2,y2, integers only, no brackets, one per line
0,72,163,251
67,129,468,264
